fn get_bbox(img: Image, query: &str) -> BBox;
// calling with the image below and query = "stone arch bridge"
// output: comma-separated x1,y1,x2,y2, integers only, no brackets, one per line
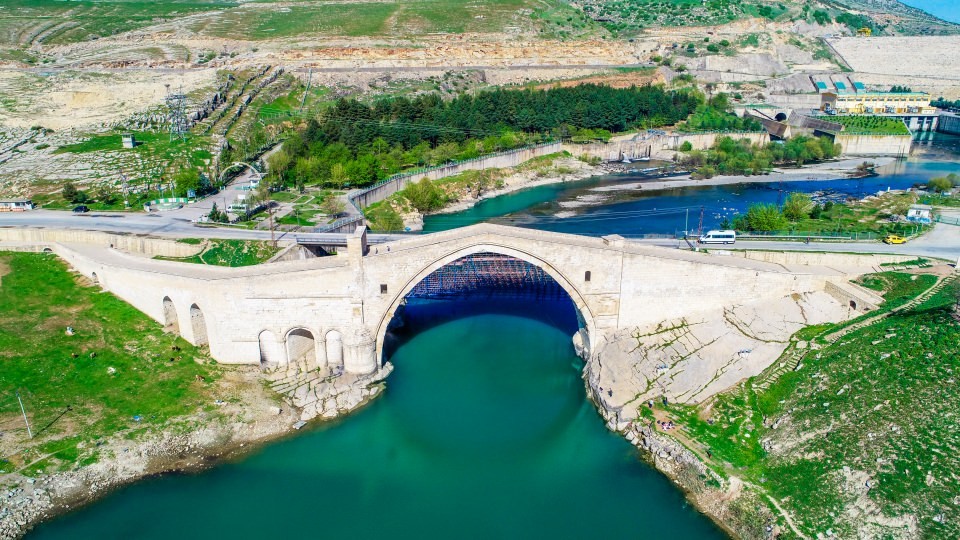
47,224,876,376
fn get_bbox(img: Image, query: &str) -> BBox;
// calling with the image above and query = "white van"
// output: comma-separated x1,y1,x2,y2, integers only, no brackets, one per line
699,230,736,245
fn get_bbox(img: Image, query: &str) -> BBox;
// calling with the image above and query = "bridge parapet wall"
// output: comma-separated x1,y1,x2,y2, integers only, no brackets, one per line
0,228,202,258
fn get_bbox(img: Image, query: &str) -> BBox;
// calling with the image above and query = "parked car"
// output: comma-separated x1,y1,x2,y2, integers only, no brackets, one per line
72,205,89,213
883,234,906,245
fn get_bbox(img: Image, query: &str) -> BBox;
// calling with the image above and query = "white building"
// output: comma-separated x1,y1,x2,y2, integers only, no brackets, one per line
906,204,932,224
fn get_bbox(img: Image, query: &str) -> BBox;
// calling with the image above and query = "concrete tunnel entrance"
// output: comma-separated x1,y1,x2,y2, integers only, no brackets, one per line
379,252,592,365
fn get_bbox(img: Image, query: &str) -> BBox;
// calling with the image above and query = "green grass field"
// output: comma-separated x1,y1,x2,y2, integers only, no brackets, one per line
829,115,912,135
0,252,218,475
0,0,570,46
159,239,279,266
658,272,960,538
0,0,236,46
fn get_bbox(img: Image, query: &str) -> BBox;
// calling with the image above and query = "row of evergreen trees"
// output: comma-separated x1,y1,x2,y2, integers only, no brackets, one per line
267,84,700,190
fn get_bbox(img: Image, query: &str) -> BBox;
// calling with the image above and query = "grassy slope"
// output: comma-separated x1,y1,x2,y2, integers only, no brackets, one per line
658,272,960,538
0,253,218,475
0,0,236,47
160,239,279,266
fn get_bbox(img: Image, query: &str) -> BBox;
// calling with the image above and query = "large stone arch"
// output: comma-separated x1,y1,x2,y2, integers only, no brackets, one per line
189,304,209,346
373,243,597,366
286,328,317,369
162,296,179,333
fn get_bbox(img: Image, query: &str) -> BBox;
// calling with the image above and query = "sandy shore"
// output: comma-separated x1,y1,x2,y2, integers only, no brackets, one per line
430,157,605,216
591,157,898,193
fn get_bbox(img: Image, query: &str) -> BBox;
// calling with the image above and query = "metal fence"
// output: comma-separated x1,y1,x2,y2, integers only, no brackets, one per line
936,215,960,226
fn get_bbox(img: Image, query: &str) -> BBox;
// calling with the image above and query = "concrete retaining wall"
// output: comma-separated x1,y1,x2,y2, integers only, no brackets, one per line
562,141,653,161
834,133,912,156
0,228,202,258
938,113,960,135
825,280,883,312
352,142,562,209
666,132,770,151
739,250,918,267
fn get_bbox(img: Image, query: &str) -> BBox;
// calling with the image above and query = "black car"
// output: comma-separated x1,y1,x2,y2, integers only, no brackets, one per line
72,205,90,213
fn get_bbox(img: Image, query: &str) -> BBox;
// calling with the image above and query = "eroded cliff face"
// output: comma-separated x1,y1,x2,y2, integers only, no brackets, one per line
580,290,860,539
585,290,855,421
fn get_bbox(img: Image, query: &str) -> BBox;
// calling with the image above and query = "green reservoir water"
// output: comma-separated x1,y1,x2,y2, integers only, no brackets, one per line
29,299,725,539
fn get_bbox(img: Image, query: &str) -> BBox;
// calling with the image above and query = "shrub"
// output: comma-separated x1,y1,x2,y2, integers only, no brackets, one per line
783,192,813,221
928,177,953,193
679,141,693,152
403,178,447,212
734,203,788,231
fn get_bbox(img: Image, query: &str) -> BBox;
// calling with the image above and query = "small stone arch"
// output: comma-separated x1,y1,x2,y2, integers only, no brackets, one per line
42,247,53,253
91,272,99,284
325,330,343,367
775,112,788,122
286,328,317,367
189,304,209,346
162,297,179,333
258,330,280,369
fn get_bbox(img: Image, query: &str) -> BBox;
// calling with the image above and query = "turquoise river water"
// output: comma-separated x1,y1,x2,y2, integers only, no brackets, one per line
30,299,725,539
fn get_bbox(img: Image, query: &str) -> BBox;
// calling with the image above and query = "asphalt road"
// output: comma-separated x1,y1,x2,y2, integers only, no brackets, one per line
2,209,959,261
0,210,404,245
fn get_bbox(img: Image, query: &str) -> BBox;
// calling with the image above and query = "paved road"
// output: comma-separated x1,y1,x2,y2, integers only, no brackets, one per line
2,209,959,260
0,210,404,245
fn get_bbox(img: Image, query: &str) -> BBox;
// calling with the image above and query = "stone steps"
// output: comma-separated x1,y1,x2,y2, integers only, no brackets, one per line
756,273,958,391
825,273,958,343
755,345,808,391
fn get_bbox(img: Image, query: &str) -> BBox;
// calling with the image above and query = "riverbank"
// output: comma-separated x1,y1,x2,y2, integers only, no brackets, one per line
1,367,294,539
416,156,899,228
585,266,960,539
591,157,898,194
2,365,386,540
431,157,605,217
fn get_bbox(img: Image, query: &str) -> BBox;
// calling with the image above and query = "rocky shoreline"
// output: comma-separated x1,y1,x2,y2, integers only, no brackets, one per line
0,366,386,540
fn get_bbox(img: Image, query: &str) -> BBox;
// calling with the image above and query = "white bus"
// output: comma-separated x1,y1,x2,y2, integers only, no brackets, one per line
698,230,736,245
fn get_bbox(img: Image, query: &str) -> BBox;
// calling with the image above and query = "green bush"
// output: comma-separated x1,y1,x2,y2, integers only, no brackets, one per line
404,177,448,212
783,192,813,221
734,203,788,231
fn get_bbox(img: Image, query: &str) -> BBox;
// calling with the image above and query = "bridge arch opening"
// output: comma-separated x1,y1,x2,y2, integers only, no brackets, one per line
189,304,209,346
258,330,280,369
377,249,594,368
162,297,180,333
286,328,317,368
91,272,99,284
325,330,344,368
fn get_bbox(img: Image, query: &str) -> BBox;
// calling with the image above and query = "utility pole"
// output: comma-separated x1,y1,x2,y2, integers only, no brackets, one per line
697,206,705,238
17,391,32,439
685,208,689,237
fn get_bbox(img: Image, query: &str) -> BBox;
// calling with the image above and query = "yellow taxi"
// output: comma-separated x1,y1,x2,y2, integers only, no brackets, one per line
883,234,907,245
